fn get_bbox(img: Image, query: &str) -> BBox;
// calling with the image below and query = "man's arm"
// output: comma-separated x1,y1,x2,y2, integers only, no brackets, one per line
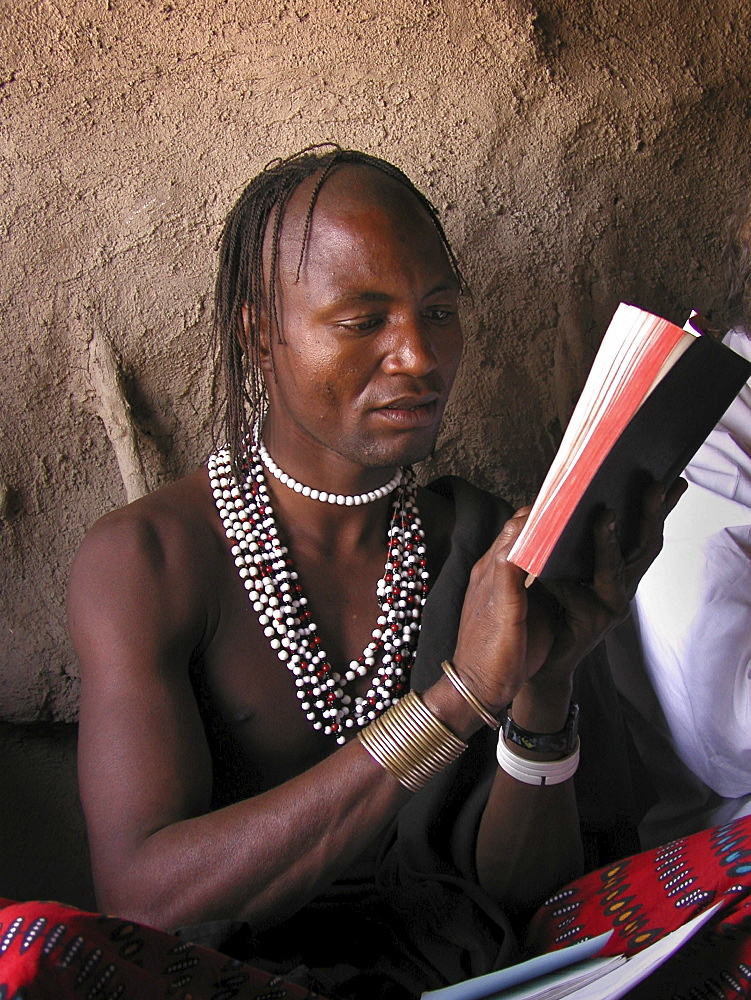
71,480,681,933
424,479,686,915
70,504,414,932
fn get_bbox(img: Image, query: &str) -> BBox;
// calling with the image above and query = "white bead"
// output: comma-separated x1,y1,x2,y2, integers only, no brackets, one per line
209,446,425,744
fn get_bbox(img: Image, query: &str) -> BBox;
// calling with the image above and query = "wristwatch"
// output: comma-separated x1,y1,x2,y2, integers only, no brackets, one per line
502,702,580,756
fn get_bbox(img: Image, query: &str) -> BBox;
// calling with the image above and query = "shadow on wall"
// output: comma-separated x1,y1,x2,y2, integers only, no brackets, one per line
0,721,95,911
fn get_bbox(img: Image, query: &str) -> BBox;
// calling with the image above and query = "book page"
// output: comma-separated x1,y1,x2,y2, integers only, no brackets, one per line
507,303,691,576
421,901,722,1000
420,932,612,1000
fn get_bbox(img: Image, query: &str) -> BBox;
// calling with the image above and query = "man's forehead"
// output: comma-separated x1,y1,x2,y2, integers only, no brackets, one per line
276,162,432,248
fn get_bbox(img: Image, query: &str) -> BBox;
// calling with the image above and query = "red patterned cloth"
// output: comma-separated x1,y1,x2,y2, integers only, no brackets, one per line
526,813,751,997
3,815,751,998
0,898,325,999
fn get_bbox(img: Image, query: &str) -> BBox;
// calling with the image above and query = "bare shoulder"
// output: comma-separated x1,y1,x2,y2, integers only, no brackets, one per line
68,466,223,669
72,467,214,575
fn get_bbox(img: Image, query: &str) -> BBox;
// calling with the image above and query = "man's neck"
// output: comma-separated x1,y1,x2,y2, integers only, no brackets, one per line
260,419,402,504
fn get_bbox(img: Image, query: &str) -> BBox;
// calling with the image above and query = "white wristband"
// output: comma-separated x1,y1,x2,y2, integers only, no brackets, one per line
496,733,580,786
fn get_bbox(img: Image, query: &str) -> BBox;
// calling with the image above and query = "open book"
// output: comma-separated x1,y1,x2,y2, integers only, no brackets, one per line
421,901,721,1000
507,303,751,580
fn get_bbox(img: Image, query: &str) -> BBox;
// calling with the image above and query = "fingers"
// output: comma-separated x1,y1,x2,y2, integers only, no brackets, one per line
590,508,630,617
452,506,536,711
664,476,688,515
495,506,532,556
622,476,687,595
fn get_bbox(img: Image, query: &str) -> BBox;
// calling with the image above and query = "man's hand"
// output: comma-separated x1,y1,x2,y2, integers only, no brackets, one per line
449,477,687,723
529,476,688,691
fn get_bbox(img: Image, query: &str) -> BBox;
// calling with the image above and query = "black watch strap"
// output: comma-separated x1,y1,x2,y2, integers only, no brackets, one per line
502,702,579,756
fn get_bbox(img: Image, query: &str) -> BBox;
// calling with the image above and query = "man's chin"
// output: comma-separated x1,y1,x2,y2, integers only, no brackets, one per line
373,429,441,470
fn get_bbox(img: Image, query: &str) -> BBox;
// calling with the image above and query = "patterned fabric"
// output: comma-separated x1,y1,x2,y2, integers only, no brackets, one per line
526,813,751,998
0,898,325,1000
2,818,751,998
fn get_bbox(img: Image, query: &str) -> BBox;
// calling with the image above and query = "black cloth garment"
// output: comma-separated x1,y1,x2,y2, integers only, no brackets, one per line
182,477,643,999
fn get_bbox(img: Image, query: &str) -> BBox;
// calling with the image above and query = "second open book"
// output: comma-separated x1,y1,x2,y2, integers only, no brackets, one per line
421,899,721,1000
507,303,751,581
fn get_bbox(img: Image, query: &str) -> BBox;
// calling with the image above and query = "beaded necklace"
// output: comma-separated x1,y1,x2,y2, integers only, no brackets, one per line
208,443,428,744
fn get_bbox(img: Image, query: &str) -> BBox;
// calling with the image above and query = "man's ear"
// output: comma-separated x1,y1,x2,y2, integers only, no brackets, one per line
240,301,273,372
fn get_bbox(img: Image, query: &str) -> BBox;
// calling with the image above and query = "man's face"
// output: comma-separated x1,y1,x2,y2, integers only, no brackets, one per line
259,164,464,474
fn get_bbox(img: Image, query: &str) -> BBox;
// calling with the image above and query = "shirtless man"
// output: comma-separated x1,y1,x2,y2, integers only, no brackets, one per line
68,147,678,997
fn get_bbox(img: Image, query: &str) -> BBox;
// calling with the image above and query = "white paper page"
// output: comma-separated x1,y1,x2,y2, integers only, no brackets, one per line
421,901,721,1000
483,956,625,1000
545,901,721,1000
420,932,612,1000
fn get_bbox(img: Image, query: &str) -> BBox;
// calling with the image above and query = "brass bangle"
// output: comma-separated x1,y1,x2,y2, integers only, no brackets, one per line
359,689,467,793
441,660,501,730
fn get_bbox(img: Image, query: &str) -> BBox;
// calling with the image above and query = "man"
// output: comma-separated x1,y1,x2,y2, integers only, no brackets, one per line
68,147,677,998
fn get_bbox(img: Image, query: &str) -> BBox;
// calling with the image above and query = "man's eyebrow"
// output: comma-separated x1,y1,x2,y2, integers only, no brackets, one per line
336,291,391,304
330,283,459,307
424,282,460,296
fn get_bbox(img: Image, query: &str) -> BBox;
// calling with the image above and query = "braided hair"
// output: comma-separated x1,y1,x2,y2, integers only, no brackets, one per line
212,144,467,469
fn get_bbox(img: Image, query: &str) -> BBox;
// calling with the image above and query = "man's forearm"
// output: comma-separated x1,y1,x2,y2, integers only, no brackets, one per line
93,740,410,932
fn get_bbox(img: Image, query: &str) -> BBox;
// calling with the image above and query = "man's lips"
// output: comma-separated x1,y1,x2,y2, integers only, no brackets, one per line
374,395,441,427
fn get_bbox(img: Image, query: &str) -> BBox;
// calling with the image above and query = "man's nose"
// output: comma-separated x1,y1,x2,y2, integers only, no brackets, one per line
383,315,439,376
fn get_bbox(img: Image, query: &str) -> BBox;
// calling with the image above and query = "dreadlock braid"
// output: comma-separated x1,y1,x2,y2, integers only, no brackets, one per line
212,143,468,470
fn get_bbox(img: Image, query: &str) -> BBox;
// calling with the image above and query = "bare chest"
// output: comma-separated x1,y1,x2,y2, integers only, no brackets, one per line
194,539,393,799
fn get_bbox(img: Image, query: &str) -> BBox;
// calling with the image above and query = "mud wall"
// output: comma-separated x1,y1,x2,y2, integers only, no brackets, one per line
0,0,750,903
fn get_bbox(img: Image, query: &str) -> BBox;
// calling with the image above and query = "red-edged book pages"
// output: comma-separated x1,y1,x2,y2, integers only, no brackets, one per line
507,303,751,581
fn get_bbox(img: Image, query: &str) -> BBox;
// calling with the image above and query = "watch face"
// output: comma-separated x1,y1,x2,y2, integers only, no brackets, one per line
503,703,579,757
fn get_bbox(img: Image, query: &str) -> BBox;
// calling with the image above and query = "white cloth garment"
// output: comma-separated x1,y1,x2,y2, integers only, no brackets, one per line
607,327,751,846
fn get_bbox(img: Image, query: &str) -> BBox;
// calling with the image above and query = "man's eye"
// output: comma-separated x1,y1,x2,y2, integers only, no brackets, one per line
426,308,454,323
342,317,383,333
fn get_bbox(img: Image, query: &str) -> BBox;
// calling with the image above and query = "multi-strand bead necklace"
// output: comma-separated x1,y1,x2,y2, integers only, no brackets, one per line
207,439,428,744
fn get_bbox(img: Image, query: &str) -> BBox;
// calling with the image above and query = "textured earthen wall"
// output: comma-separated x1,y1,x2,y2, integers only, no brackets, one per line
0,0,750,901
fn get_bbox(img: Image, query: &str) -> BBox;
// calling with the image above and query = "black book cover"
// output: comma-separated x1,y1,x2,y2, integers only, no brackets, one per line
538,334,751,581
